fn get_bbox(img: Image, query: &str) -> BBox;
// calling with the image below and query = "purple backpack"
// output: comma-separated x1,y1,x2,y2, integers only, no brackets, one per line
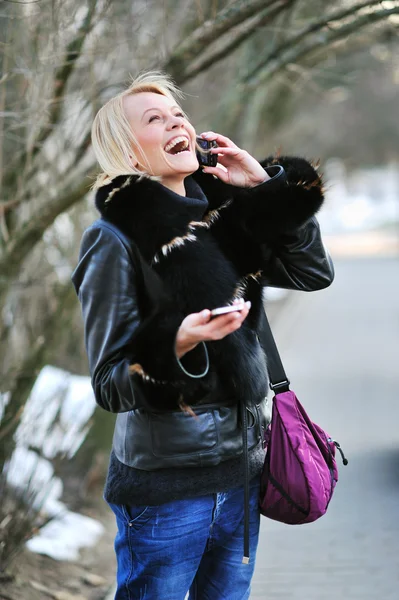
258,310,348,525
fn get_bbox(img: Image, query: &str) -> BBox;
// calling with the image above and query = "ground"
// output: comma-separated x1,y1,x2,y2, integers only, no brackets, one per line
1,491,116,600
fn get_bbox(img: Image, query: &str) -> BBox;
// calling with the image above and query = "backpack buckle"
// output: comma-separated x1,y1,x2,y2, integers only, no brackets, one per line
269,380,290,394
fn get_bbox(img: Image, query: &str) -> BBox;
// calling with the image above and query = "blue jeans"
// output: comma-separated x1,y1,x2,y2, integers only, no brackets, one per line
108,476,261,599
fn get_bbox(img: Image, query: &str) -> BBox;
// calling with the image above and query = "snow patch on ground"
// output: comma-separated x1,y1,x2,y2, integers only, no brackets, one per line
5,365,104,561
16,365,95,459
26,510,104,562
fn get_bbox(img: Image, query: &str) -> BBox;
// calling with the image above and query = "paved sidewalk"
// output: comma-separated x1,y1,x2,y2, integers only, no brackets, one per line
323,229,399,258
251,256,399,599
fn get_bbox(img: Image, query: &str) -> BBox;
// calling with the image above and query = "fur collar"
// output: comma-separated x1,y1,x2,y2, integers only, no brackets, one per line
93,171,269,407
94,155,325,256
94,174,215,263
89,155,325,409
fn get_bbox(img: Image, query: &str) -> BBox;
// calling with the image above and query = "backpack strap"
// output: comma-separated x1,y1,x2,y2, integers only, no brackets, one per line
101,218,168,311
258,307,290,394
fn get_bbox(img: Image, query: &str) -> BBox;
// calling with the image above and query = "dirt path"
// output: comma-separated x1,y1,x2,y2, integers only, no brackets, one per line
1,495,117,600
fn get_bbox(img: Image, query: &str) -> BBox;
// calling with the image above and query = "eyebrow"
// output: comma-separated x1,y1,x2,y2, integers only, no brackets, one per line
142,105,182,118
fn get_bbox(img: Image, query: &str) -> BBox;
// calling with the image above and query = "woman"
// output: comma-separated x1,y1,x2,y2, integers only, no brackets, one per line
72,71,334,599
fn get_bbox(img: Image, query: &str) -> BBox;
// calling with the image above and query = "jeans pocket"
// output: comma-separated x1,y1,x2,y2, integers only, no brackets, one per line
108,501,156,530
121,504,156,529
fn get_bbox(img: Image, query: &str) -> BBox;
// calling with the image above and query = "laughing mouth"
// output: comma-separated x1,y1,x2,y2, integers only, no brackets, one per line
164,136,190,155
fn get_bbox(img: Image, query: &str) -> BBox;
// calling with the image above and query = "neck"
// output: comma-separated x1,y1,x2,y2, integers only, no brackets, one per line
160,176,186,197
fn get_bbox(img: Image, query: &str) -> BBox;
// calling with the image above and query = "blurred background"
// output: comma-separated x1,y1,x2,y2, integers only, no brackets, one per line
0,1,398,598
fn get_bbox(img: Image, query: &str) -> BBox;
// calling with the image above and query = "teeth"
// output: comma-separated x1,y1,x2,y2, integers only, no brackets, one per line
164,136,189,153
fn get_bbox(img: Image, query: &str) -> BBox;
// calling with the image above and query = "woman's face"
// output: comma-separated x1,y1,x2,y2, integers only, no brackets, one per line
123,92,199,183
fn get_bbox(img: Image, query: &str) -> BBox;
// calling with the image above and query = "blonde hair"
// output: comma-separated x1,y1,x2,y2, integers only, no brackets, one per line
91,71,185,189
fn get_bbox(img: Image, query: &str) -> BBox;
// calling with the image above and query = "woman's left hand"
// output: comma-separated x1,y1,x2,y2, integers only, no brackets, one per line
199,131,269,188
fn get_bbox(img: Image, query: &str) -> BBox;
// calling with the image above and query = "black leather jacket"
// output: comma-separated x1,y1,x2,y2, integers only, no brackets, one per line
72,211,334,470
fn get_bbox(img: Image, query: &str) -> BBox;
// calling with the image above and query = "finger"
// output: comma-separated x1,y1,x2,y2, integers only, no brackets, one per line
211,312,247,338
199,131,239,149
210,148,247,170
232,300,251,314
210,146,242,156
186,313,235,341
185,309,211,328
205,307,250,339
202,166,230,183
210,307,248,326
188,302,250,341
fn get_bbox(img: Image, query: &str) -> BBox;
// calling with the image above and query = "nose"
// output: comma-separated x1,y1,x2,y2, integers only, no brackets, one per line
167,114,184,130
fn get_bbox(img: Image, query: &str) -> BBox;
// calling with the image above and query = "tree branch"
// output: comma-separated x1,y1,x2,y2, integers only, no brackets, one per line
246,0,387,81
164,0,281,81
0,282,77,472
0,199,22,217
0,170,96,304
31,0,98,152
244,3,399,88
2,0,98,195
175,0,293,83
4,121,93,216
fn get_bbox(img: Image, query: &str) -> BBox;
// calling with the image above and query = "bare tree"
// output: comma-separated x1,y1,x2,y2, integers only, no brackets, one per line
244,1,399,87
0,0,398,571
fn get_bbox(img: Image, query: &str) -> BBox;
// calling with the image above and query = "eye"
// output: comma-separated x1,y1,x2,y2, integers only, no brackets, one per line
148,114,160,123
175,112,186,119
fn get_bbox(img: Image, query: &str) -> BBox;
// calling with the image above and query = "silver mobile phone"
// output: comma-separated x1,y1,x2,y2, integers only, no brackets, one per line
210,304,245,319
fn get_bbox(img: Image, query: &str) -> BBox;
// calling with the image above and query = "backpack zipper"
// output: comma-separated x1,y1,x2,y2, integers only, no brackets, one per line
328,437,349,466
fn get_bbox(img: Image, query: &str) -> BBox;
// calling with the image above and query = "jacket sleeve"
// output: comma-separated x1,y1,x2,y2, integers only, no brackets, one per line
194,155,333,292
260,216,334,291
234,155,326,240
246,156,333,290
71,224,208,413
194,155,325,239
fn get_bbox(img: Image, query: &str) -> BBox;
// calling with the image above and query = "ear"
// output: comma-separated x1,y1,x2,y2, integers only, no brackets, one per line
129,153,141,170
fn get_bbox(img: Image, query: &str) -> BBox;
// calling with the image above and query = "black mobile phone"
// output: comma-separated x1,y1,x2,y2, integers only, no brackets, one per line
196,136,218,167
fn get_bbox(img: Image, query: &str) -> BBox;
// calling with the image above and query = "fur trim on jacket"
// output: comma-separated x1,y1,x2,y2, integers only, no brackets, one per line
74,156,328,412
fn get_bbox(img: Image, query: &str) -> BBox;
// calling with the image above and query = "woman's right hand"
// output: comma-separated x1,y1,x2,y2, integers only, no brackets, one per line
175,301,251,359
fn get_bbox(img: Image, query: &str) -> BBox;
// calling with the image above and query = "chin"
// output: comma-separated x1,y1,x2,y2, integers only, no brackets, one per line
183,156,200,173
163,151,199,175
